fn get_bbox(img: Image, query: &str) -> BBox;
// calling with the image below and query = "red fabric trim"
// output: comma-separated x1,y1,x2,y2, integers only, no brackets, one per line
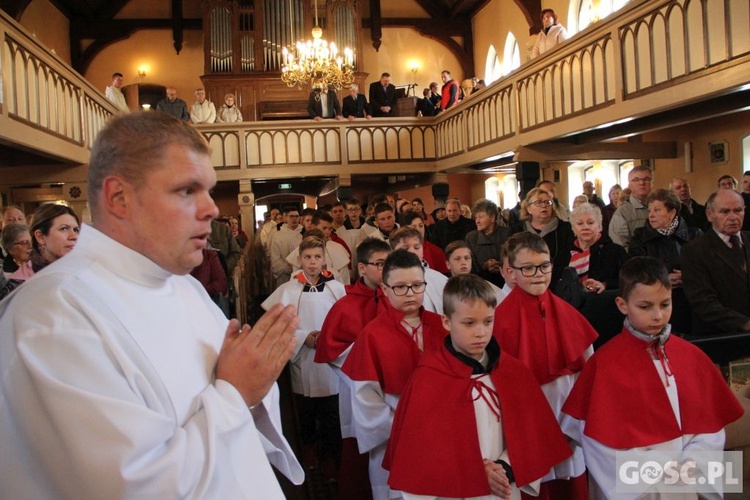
385,345,572,496
493,288,597,385
315,280,387,363
423,240,449,274
341,306,447,394
563,329,745,448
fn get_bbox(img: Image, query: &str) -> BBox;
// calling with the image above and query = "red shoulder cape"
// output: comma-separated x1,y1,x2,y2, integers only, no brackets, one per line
385,343,572,496
562,329,744,448
341,307,447,394
315,280,387,363
493,288,597,385
423,240,449,274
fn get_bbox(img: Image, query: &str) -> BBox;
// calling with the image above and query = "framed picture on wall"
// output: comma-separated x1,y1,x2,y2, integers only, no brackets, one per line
709,141,729,165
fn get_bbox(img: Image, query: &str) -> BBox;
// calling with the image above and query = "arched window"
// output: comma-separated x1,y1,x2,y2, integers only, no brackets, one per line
484,45,502,84
501,33,521,76
569,0,633,33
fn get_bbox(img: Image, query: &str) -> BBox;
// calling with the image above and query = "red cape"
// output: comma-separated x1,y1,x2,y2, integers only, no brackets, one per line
563,329,744,448
423,240,449,275
315,279,388,363
341,306,447,394
493,288,597,385
385,342,572,496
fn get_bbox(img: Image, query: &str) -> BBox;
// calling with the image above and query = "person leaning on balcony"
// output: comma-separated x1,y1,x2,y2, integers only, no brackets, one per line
531,9,569,58
105,72,129,113
342,84,372,120
217,93,243,123
308,85,343,121
190,88,217,124
156,87,190,122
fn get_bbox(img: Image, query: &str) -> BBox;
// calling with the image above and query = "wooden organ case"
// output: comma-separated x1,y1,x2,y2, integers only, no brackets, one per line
201,0,368,121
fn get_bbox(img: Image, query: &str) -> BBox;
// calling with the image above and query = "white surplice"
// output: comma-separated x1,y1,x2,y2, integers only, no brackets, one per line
0,225,302,499
262,270,346,397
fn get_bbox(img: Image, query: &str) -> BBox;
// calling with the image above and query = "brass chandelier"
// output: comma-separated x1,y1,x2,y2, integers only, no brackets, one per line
280,0,354,90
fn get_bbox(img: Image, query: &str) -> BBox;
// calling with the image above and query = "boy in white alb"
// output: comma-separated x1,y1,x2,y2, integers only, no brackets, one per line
263,234,347,473
341,250,448,500
386,274,571,500
287,211,351,285
563,257,744,499
492,232,597,500
388,226,448,314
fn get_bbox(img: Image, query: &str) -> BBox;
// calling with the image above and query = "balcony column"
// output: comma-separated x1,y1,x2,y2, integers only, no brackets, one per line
63,182,91,224
237,178,255,245
337,174,352,201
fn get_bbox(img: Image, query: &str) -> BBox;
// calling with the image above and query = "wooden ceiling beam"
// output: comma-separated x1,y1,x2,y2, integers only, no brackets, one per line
0,0,33,20
513,0,542,35
413,0,444,19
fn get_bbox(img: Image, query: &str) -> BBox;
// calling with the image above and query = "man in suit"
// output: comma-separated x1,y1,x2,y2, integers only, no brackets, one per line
682,189,750,336
670,176,709,231
342,84,371,120
368,72,397,117
307,85,342,121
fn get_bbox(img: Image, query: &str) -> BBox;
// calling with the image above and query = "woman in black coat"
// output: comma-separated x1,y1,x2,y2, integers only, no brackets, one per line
629,188,702,334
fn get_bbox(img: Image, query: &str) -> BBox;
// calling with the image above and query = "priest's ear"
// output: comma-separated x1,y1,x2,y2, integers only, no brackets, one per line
99,175,131,219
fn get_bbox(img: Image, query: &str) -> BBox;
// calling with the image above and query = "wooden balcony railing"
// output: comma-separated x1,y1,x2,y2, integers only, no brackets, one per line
1,0,749,180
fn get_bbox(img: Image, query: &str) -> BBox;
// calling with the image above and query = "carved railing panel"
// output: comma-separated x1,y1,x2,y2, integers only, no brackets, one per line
620,0,750,97
0,9,116,164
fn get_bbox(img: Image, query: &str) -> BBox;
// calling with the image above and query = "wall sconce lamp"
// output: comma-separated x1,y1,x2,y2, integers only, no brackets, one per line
409,61,420,75
137,65,148,78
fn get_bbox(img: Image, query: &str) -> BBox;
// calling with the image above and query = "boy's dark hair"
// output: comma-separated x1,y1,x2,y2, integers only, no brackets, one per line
443,274,497,317
332,201,345,209
505,232,549,267
301,207,316,217
112,72,123,78
388,226,423,249
312,210,334,225
398,212,423,227
444,240,470,259
382,249,424,285
299,235,326,254
281,205,298,215
372,194,389,206
374,202,394,216
619,256,671,301
357,237,392,264
319,204,333,213
345,197,361,207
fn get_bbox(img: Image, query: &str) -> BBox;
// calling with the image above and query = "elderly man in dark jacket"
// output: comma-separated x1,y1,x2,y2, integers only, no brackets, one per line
431,198,476,250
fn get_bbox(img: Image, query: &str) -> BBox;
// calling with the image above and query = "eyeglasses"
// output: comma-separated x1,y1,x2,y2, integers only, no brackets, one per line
346,207,361,213
384,282,427,296
511,262,553,277
531,200,553,207
13,240,32,248
363,261,386,269
630,177,652,184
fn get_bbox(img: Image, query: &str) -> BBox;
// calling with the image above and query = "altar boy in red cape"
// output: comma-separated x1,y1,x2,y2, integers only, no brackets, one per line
314,237,392,500
563,257,744,499
385,274,572,499
492,232,597,500
341,249,448,500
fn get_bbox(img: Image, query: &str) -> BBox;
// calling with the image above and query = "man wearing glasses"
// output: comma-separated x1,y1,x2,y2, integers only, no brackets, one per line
609,166,652,250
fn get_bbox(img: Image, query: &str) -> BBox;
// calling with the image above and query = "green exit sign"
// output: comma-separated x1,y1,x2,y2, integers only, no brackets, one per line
278,183,292,190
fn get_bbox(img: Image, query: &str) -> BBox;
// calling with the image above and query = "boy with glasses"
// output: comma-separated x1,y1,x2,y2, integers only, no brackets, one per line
344,198,365,230
493,232,598,500
315,238,392,499
342,250,447,500
388,226,448,314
